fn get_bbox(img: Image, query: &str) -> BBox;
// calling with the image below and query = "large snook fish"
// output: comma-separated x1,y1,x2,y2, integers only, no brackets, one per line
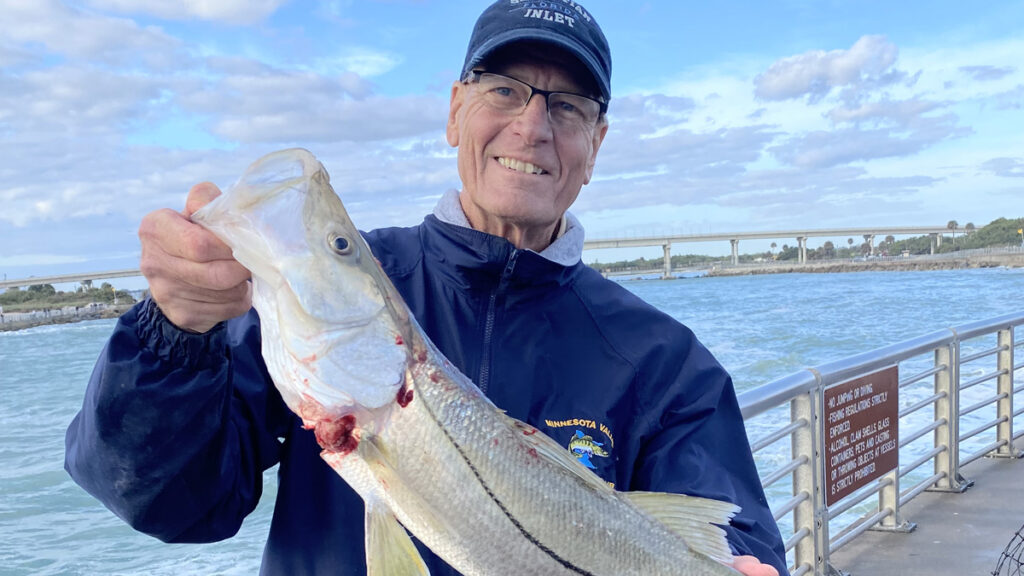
192,148,742,576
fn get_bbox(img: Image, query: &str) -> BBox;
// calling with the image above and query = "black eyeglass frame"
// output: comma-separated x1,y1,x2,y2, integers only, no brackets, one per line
465,70,609,118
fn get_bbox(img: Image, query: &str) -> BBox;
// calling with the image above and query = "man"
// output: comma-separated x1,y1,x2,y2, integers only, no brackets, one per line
65,1,788,574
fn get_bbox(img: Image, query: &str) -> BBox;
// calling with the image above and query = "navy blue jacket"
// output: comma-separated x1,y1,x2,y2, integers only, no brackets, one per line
66,215,789,575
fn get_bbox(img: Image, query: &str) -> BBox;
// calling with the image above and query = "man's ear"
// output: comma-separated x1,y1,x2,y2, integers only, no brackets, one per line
446,81,465,148
583,117,609,185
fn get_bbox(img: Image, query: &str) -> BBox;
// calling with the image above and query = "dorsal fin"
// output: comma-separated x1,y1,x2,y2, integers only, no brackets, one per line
625,491,740,565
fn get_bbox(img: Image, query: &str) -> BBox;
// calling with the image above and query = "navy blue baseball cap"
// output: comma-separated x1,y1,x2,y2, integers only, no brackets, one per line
461,0,612,103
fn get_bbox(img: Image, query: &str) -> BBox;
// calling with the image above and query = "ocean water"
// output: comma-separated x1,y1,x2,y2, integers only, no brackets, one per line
1,267,1022,575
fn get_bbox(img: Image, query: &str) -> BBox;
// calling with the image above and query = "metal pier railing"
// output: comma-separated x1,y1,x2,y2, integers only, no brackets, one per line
738,311,1024,576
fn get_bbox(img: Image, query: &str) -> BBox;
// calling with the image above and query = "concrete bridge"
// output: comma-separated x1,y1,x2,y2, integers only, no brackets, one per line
0,226,955,289
583,226,952,278
0,268,143,290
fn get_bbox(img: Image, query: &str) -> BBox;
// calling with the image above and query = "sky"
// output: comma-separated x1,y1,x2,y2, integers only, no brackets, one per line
2,0,1023,286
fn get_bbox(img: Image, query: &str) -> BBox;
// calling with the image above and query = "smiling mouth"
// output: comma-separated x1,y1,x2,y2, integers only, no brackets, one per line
497,156,547,175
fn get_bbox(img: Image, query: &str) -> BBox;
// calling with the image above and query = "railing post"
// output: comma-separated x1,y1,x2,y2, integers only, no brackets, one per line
993,327,1021,458
792,390,821,574
793,384,845,575
931,340,972,492
873,466,916,532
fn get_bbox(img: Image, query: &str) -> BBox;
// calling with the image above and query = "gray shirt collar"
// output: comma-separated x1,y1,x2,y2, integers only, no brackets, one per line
432,189,584,267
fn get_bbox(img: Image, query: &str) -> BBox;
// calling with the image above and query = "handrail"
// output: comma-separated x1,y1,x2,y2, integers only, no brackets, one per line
738,310,1024,576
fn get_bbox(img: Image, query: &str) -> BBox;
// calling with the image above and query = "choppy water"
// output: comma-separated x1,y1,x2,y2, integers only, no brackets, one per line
1,267,1021,575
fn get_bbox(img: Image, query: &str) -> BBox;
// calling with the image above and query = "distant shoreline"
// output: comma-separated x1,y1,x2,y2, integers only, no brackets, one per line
0,306,128,333
703,251,1023,277
3,253,1022,332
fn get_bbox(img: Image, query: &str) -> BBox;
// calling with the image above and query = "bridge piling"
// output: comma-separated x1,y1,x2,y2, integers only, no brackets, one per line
662,244,672,279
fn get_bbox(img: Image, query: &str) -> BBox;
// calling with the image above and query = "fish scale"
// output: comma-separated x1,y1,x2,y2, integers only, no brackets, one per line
193,148,741,576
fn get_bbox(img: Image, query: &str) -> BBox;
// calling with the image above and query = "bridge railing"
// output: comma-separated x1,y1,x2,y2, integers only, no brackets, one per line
738,311,1024,576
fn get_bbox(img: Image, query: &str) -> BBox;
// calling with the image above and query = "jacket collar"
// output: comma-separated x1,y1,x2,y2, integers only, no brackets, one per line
431,189,585,267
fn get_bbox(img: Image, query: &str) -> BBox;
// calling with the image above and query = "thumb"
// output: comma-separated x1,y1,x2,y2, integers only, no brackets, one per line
184,181,223,218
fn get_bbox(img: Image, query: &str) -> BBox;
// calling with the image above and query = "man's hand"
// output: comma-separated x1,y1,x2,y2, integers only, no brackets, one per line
139,182,251,334
732,555,781,576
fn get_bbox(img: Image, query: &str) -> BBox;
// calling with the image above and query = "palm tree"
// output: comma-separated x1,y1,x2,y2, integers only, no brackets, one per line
885,235,895,256
770,242,777,260
947,220,959,248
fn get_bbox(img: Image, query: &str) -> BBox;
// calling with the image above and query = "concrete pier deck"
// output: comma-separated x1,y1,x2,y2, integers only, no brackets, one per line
829,439,1024,575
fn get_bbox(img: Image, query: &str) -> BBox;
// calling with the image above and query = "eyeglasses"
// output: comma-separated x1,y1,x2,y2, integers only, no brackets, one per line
465,71,606,130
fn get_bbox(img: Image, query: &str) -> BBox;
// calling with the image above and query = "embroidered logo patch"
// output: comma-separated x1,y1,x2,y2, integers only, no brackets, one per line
567,430,608,469
544,417,615,470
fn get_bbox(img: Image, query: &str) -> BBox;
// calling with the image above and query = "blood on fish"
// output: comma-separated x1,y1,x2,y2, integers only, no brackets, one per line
396,386,414,408
416,349,427,363
299,393,330,422
395,335,404,346
430,371,441,383
522,428,538,436
315,415,358,454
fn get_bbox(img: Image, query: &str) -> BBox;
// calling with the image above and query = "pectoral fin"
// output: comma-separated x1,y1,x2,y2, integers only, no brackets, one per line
365,496,430,576
625,491,740,565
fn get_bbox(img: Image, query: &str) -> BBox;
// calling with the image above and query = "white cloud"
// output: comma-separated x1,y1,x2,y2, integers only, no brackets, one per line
175,65,447,143
769,113,968,169
982,157,1024,178
959,65,1016,82
826,99,941,126
1,0,182,65
314,48,403,78
85,0,290,25
755,36,901,102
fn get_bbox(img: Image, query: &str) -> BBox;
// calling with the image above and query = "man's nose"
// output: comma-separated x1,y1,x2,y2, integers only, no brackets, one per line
513,92,554,142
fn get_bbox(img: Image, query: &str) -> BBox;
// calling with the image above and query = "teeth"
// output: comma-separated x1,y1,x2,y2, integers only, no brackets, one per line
498,157,545,175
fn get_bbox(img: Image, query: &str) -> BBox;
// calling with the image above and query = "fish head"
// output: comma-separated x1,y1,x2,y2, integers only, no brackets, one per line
193,149,411,423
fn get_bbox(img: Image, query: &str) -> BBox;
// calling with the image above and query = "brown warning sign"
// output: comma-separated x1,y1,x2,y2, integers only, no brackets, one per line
824,366,899,506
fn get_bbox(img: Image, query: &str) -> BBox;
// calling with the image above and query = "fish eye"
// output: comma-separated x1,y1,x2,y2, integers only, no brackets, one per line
329,234,353,255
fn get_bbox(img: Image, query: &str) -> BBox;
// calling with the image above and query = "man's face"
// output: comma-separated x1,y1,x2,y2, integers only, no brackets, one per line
446,53,608,251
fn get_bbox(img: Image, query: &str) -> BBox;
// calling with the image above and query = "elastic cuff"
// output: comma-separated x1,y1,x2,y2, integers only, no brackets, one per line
136,297,227,371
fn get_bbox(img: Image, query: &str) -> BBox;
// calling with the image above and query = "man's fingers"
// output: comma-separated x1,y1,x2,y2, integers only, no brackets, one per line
136,183,251,334
184,182,222,217
141,240,249,293
140,208,238,265
731,556,780,576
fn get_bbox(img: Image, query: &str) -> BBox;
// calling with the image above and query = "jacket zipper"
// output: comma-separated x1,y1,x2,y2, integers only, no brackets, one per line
478,249,519,395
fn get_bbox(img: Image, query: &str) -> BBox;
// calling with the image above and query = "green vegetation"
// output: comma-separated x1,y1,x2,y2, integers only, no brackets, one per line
589,217,1024,273
0,282,137,312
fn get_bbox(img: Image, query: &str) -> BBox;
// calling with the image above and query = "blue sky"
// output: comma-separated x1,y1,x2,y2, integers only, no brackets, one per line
2,0,1022,286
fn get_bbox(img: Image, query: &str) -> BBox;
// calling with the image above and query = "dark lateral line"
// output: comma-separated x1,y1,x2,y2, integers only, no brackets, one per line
416,376,596,576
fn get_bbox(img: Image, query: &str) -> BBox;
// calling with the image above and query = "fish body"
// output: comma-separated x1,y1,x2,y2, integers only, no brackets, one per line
192,148,741,576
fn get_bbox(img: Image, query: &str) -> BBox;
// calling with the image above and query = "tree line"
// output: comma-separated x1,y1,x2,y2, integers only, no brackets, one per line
0,280,137,312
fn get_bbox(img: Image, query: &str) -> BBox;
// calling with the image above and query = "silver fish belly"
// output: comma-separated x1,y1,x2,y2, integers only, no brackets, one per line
193,148,742,576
